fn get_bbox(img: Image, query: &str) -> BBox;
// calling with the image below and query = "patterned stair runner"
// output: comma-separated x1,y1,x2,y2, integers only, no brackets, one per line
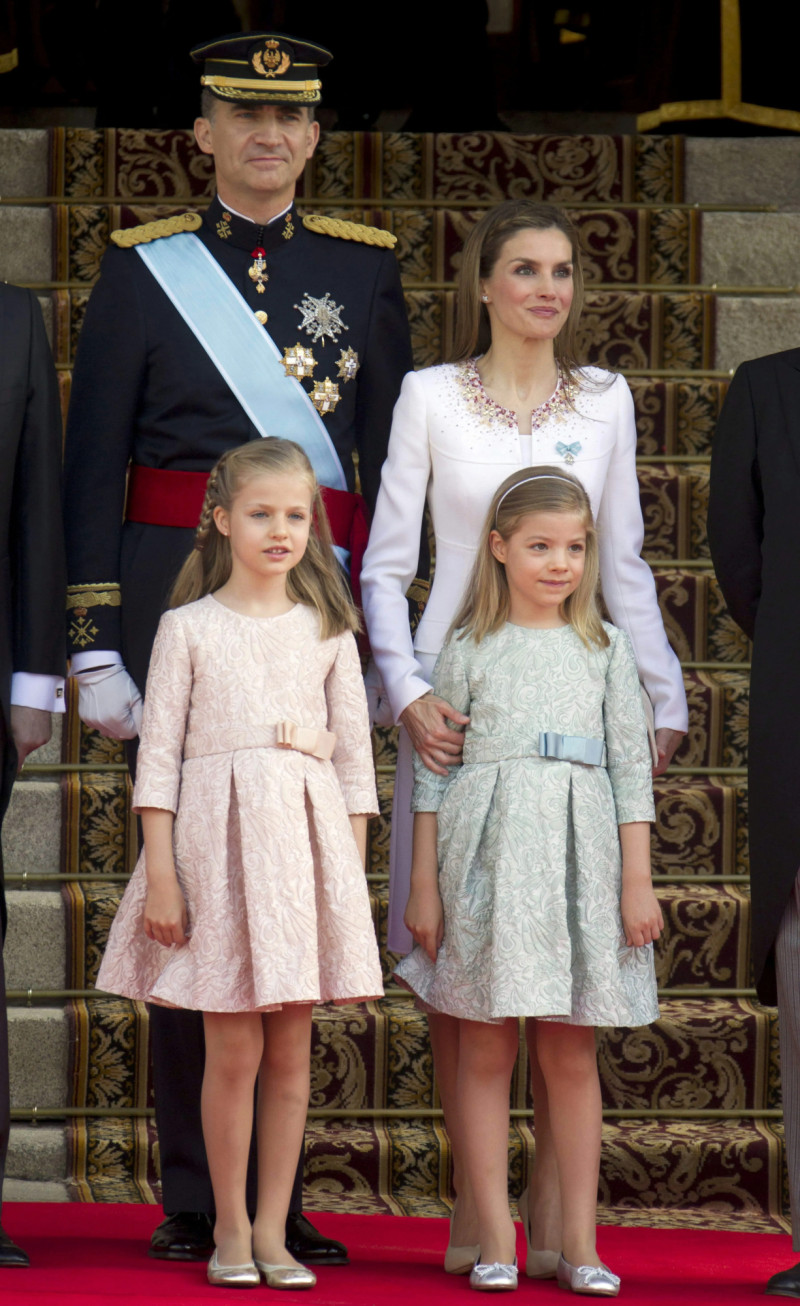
21,126,783,1230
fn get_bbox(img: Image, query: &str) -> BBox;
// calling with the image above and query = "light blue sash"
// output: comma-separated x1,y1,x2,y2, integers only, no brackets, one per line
136,233,347,493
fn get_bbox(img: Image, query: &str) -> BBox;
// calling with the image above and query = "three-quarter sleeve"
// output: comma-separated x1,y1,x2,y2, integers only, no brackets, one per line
361,370,433,722
603,628,656,826
326,632,380,816
411,635,471,813
596,375,688,733
132,610,193,814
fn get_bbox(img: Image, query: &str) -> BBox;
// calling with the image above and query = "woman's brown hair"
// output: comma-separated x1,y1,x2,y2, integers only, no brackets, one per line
169,438,359,639
450,465,608,649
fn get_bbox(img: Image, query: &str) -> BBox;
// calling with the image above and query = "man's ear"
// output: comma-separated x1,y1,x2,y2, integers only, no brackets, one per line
194,116,214,156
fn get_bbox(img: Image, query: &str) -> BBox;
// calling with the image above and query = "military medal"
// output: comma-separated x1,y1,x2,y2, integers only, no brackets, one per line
310,378,341,415
249,246,268,294
295,291,347,346
282,342,317,380
336,347,359,382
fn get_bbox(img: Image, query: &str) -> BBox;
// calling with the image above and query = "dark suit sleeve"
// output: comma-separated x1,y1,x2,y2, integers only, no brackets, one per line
352,249,413,515
707,362,763,641
63,248,147,655
10,291,66,677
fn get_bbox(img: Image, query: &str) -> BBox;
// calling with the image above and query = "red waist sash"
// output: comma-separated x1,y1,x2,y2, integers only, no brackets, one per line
125,464,369,610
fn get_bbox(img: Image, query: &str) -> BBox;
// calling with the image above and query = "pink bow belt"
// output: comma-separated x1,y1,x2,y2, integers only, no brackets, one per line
183,721,337,762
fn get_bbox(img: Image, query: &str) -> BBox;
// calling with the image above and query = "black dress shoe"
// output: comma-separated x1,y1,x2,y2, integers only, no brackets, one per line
0,1227,29,1268
285,1211,348,1266
766,1263,800,1297
149,1211,215,1261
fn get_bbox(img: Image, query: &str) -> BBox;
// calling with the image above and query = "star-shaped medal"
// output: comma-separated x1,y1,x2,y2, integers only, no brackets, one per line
310,378,341,415
294,292,348,346
282,342,317,380
336,347,359,382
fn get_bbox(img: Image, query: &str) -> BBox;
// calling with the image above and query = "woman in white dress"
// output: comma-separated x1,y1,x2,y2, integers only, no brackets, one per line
360,200,687,1277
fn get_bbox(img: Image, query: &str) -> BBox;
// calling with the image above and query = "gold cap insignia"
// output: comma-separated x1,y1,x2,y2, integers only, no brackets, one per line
253,39,291,78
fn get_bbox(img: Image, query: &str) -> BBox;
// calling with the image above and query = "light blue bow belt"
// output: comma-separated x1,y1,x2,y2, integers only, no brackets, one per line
539,731,606,766
461,731,606,766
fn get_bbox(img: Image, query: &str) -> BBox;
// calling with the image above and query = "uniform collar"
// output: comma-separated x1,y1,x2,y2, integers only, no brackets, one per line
205,194,297,252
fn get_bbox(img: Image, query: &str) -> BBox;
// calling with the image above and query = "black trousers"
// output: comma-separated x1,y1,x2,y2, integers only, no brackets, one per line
150,1005,304,1216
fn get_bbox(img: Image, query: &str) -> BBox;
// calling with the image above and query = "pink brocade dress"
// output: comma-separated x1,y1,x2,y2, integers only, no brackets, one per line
96,595,383,1013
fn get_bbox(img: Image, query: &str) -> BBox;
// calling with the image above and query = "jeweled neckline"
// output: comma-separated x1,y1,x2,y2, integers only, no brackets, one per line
458,357,575,432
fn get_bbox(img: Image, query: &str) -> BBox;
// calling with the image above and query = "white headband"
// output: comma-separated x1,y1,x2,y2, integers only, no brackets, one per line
495,473,574,523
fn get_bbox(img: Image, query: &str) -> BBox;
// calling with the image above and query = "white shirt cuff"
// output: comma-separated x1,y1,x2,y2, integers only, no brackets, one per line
70,649,124,674
11,672,66,714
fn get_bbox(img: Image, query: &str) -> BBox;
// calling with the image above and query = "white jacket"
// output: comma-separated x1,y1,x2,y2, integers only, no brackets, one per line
361,361,688,732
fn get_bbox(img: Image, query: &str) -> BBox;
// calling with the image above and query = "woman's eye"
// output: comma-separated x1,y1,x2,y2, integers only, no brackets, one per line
554,267,573,279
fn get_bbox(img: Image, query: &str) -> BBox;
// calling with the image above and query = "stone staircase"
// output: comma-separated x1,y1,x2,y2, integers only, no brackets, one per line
1,128,799,1227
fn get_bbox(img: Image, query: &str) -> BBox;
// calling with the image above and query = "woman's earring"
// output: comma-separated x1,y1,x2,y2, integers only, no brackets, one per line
481,294,489,303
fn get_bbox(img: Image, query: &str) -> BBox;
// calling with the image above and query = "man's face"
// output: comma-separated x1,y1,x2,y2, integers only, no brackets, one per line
194,101,320,211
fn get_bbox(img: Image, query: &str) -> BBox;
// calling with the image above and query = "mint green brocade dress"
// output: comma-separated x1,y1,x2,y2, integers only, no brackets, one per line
394,622,659,1027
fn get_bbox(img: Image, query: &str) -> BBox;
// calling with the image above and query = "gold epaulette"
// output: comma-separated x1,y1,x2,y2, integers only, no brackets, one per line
110,212,203,249
302,214,397,249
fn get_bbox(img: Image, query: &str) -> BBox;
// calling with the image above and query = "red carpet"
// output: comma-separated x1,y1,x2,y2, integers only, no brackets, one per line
0,1204,792,1304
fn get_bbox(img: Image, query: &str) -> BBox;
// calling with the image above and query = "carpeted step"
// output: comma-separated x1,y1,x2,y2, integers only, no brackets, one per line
631,377,728,459
655,885,751,989
50,129,683,207
672,667,748,769
653,569,750,664
639,464,710,562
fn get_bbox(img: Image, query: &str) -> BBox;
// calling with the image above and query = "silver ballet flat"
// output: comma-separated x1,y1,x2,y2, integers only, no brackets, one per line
207,1249,260,1287
556,1254,620,1296
516,1189,560,1279
254,1258,317,1289
470,1257,518,1291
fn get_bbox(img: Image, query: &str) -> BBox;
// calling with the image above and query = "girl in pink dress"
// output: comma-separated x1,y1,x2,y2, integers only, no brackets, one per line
97,438,382,1291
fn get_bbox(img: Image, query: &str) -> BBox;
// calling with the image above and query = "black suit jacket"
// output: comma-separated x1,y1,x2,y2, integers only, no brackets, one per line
0,285,66,927
708,348,800,1004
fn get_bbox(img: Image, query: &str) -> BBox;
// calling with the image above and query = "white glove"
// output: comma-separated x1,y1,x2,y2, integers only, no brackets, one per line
74,664,143,740
363,658,394,730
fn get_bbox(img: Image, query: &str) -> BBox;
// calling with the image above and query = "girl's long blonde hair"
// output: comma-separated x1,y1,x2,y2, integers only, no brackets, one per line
450,466,609,649
450,200,586,381
169,438,359,640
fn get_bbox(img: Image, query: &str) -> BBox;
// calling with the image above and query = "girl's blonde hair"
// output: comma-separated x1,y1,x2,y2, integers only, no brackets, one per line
450,200,586,392
450,466,609,649
169,438,359,640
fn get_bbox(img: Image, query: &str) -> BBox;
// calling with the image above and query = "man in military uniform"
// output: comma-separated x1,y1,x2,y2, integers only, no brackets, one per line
63,31,412,1264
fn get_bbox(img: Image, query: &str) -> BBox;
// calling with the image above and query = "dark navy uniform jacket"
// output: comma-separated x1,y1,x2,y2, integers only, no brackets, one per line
63,195,413,691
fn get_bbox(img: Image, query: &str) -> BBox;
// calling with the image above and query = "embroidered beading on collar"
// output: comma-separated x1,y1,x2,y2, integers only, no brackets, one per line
456,358,575,430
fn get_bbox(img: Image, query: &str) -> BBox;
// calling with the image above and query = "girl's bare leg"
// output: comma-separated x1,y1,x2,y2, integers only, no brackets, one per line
523,1017,562,1252
202,1011,264,1265
456,1017,519,1265
534,1022,602,1267
251,1003,313,1268
428,1010,479,1246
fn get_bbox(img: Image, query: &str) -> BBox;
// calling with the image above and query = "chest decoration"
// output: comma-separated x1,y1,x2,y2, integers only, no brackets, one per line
556,440,582,465
310,377,341,415
336,347,359,382
249,246,268,294
282,342,317,380
295,291,348,345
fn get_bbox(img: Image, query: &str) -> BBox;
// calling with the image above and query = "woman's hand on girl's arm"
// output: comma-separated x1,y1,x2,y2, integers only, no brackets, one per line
399,693,469,777
405,811,444,962
141,807,188,947
619,821,663,947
